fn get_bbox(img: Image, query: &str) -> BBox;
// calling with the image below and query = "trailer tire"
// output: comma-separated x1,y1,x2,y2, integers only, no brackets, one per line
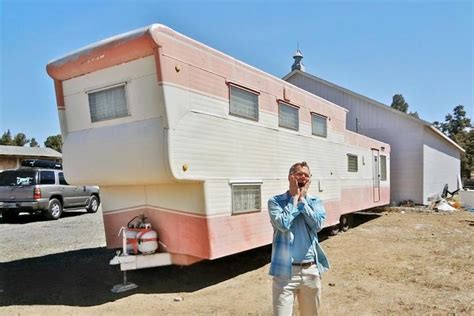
328,224,340,236
340,215,350,232
44,198,63,220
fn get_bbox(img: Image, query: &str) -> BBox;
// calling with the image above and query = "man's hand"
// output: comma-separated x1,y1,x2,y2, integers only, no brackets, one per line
289,174,300,203
300,179,311,201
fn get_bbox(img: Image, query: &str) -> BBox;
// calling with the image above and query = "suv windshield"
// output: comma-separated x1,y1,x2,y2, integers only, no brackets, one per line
0,170,37,186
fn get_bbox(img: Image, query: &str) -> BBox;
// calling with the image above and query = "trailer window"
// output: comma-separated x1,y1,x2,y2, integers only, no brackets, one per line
88,84,129,123
279,102,299,131
380,155,387,181
229,85,259,121
347,154,358,172
231,184,261,214
312,113,327,138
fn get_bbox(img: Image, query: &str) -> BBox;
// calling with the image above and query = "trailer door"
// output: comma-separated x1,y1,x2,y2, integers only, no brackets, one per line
372,149,380,202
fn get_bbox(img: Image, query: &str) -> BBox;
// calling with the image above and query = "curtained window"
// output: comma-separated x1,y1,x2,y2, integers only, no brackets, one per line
312,113,327,137
88,84,129,122
229,85,259,121
231,184,261,214
347,154,358,172
279,102,299,131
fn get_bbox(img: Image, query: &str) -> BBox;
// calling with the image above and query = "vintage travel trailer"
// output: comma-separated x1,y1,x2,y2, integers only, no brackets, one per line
47,24,390,269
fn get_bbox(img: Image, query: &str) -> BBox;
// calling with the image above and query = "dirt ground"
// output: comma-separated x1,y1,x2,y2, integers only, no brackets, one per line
1,209,473,315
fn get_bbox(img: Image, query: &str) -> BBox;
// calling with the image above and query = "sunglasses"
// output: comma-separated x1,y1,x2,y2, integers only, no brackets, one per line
293,172,311,178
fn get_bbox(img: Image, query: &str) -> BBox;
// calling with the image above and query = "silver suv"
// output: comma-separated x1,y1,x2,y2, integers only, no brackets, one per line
0,160,100,222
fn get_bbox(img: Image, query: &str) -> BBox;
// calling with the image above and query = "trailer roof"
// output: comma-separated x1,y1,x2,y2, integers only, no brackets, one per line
48,26,150,67
46,24,350,115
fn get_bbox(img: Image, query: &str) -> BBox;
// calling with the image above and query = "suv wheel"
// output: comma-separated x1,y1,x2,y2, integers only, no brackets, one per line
44,198,63,220
2,210,19,223
86,195,100,213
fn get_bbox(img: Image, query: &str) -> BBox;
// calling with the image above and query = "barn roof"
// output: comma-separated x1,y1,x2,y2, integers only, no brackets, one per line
0,145,62,158
284,69,465,153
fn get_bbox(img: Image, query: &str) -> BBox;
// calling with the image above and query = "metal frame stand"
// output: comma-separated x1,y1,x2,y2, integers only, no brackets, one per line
111,270,138,293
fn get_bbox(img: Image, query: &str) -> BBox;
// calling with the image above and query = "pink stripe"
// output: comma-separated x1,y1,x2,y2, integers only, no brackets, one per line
345,131,391,152
47,33,156,81
103,207,211,258
103,185,389,264
324,186,390,226
207,211,273,259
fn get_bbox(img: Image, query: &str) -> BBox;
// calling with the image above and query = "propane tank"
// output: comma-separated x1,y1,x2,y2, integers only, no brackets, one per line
137,223,158,254
119,214,158,255
125,228,139,255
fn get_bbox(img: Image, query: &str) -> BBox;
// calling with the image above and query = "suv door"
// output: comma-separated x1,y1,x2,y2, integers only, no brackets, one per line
58,172,75,207
76,185,90,206
38,170,65,206
71,182,90,206
59,172,89,207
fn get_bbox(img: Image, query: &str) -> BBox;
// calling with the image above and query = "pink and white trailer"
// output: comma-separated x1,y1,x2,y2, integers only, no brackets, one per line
47,24,390,269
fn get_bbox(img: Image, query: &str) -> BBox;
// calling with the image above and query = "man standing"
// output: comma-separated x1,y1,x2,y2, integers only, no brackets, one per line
268,161,329,316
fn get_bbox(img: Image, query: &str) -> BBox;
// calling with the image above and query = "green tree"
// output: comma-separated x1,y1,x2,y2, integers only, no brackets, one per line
12,133,29,146
391,94,409,113
30,138,39,147
434,105,471,139
434,105,473,178
454,130,474,179
44,135,63,153
0,130,13,145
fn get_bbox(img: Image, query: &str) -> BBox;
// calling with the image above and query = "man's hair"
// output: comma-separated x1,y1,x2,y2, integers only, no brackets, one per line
288,161,311,176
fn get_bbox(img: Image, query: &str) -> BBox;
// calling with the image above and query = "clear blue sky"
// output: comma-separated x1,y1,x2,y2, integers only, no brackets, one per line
1,0,472,145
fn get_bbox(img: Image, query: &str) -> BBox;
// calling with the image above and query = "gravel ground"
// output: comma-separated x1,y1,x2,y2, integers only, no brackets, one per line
0,208,106,262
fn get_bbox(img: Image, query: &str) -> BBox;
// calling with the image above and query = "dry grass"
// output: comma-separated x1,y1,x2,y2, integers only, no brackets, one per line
1,210,473,315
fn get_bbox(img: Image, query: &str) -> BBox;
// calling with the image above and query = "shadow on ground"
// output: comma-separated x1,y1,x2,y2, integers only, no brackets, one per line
0,210,87,225
320,211,381,241
0,213,380,307
0,244,272,307
349,211,382,227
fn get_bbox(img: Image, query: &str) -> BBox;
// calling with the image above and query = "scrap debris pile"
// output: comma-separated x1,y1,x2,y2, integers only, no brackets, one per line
425,195,460,213
387,184,474,214
425,183,473,213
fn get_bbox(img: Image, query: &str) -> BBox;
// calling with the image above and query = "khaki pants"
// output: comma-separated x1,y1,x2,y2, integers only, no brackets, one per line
272,264,321,316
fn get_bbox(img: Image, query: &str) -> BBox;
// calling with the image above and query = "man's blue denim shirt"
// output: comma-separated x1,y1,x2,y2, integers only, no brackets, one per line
268,191,330,279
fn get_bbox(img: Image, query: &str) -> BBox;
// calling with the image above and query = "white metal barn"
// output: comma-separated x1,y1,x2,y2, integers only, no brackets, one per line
46,24,390,267
284,58,464,205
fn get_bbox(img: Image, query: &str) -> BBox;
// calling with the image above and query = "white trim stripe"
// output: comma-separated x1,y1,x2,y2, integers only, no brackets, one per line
103,204,230,219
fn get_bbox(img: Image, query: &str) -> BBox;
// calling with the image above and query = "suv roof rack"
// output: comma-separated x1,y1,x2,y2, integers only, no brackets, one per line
21,159,63,170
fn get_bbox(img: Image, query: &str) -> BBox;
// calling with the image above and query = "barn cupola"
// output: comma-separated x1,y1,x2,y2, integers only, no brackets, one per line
291,48,305,72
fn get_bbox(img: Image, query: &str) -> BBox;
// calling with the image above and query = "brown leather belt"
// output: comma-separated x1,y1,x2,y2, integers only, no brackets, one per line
292,262,314,269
